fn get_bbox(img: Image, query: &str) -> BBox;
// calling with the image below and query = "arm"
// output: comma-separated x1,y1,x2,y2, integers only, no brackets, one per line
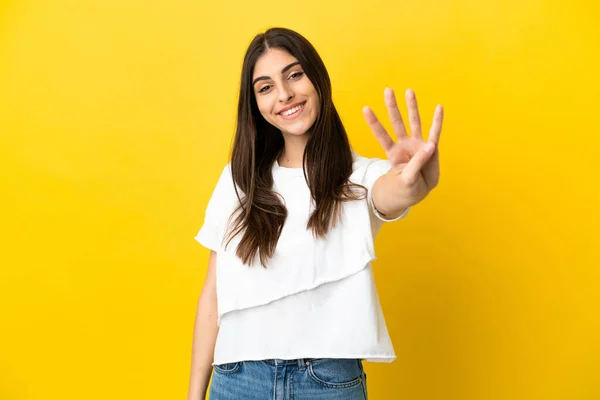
187,250,219,400
371,172,411,220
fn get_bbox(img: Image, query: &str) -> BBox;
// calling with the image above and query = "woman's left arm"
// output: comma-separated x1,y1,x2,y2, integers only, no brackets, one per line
364,88,444,218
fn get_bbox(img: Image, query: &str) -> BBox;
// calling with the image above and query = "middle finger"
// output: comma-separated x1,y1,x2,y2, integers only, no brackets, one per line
384,88,408,141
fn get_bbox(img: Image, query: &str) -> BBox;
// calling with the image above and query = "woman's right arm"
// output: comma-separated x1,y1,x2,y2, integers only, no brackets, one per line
186,250,219,400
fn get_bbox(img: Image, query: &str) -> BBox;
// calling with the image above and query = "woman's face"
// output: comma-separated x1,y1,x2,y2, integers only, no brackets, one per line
252,48,320,137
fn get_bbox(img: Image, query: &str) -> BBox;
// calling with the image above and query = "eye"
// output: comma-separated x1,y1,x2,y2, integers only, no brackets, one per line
289,71,304,79
258,85,272,93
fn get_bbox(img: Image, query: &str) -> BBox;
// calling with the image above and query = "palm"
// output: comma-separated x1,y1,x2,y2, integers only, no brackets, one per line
363,88,444,195
387,136,423,166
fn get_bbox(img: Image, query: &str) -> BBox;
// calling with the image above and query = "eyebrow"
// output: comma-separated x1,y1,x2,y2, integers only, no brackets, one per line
252,62,301,87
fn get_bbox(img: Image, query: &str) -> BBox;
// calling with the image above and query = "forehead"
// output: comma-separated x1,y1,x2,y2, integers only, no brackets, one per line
253,48,300,78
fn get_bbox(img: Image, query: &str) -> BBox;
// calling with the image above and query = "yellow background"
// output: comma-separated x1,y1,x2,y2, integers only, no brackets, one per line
1,0,599,399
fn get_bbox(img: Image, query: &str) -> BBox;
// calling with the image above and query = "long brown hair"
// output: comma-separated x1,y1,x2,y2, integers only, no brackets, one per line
225,27,367,268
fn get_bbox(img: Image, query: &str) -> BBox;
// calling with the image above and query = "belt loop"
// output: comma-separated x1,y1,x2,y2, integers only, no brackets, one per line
298,358,305,370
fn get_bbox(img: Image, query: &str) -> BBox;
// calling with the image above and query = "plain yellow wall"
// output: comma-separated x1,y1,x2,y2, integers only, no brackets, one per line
1,0,598,399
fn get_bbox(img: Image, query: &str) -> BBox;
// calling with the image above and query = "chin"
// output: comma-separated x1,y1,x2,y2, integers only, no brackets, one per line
278,116,317,136
280,125,313,136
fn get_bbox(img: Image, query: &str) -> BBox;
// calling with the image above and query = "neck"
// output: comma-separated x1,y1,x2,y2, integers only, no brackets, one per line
278,131,311,168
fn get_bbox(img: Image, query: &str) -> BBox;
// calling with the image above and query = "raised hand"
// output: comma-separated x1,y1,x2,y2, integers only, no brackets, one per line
363,88,444,207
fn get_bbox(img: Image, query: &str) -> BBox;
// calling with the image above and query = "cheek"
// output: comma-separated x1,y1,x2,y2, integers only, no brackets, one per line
310,93,320,115
312,95,320,110
304,85,319,109
255,97,272,118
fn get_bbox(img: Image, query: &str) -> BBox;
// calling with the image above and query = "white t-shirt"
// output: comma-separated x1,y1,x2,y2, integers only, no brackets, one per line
195,152,409,365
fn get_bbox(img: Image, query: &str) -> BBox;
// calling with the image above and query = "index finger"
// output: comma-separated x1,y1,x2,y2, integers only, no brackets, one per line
362,106,394,153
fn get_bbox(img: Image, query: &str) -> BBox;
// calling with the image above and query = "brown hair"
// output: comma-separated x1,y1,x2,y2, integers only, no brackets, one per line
225,27,366,268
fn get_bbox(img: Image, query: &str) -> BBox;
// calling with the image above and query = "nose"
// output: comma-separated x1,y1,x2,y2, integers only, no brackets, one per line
277,84,294,103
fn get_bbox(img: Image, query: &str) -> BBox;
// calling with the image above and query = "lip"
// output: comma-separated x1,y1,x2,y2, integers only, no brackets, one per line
278,101,306,115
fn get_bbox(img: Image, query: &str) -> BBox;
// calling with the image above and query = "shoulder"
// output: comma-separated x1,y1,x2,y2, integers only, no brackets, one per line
217,161,232,178
207,162,237,202
214,162,233,188
351,151,370,172
351,151,388,169
350,151,392,185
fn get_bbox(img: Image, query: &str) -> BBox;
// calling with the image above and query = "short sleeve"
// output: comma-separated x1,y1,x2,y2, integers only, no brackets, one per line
194,163,233,252
361,157,411,223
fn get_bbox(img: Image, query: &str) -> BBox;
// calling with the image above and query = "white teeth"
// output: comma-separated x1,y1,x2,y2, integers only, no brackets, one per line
280,103,304,116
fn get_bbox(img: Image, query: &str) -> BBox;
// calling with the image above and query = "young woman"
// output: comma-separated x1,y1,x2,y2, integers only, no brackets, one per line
187,27,444,400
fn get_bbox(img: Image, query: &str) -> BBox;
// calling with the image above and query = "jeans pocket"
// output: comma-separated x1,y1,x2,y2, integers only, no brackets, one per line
213,361,242,374
307,358,364,388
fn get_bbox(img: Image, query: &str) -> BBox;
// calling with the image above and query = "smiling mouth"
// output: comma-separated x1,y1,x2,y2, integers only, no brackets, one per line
279,101,306,117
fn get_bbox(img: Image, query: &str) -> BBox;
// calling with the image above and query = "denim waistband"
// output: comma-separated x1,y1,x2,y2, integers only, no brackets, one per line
263,358,322,368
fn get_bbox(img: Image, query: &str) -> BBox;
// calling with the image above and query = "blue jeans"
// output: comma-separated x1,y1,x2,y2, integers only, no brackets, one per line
209,358,368,399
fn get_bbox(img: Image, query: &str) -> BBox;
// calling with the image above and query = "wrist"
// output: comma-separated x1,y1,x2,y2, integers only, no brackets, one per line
372,172,413,214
